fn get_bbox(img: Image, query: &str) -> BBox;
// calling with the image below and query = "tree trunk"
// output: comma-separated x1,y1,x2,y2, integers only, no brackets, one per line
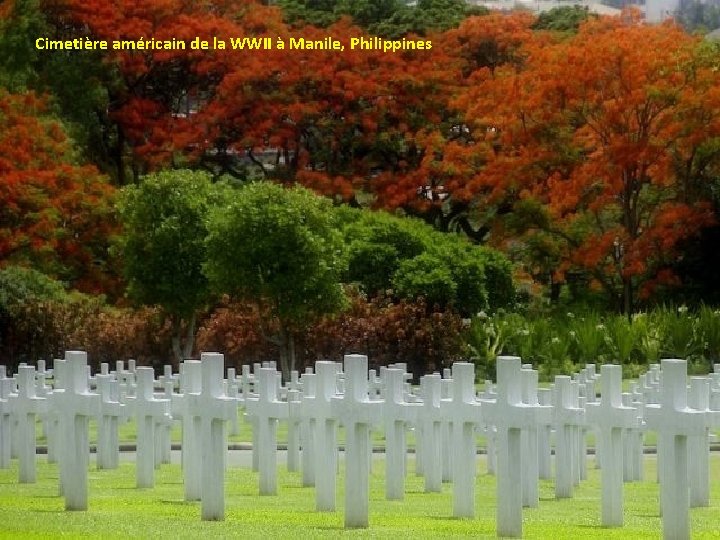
182,312,197,362
277,324,296,383
171,317,182,365
171,312,197,365
623,278,633,323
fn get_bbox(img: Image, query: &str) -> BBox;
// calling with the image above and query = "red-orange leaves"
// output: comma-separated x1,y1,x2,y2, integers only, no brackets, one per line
454,11,717,305
0,91,117,294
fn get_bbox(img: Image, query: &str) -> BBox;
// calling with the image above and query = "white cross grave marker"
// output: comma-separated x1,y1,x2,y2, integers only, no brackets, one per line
195,352,237,520
585,364,637,527
305,361,340,510
245,366,288,496
645,359,712,540
172,360,202,501
0,368,14,469
688,376,710,508
128,367,170,488
482,357,551,538
95,373,126,470
537,388,553,480
553,375,584,499
520,364,541,508
383,367,418,500
419,373,443,493
298,370,317,487
443,362,482,518
333,354,380,528
9,365,46,483
287,387,302,472
53,351,100,510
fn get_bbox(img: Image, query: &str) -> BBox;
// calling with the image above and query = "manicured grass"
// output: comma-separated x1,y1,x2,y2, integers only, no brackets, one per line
1,453,719,538
38,413,687,451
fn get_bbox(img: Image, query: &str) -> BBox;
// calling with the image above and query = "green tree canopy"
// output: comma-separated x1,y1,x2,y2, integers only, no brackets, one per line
116,169,232,362
204,182,347,379
531,5,594,33
341,207,515,315
278,0,485,37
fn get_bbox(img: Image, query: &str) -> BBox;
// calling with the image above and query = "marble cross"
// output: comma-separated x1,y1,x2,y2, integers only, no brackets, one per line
482,357,551,538
53,351,100,510
552,375,584,499
645,359,712,540
419,374,443,493
585,364,638,527
382,367,418,500
443,362,482,518
9,365,47,483
245,366,288,496
332,354,380,528
195,352,237,520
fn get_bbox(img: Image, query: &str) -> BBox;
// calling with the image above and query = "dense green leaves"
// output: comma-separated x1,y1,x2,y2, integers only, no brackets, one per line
278,0,483,37
0,266,66,315
531,6,593,33
116,170,231,319
392,252,458,307
205,182,347,328
341,208,514,314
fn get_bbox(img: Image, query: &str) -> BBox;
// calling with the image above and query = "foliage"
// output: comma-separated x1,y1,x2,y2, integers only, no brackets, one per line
531,5,594,33
0,265,67,313
278,0,484,37
0,289,173,372
116,170,230,319
343,209,428,293
392,252,458,308
604,317,638,365
204,182,347,379
195,299,278,369
469,305,720,380
116,169,232,362
454,13,719,314
342,208,514,315
68,305,173,370
568,312,605,364
0,90,118,294
0,266,68,370
306,289,467,377
195,288,468,378
5,4,720,322
466,311,512,380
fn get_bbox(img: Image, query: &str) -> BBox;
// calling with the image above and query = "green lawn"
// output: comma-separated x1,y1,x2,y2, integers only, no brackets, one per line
36,412,679,451
1,454,719,538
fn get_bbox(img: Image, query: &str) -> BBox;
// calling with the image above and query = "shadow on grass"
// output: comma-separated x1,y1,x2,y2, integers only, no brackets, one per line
426,515,477,521
307,525,345,531
160,499,196,506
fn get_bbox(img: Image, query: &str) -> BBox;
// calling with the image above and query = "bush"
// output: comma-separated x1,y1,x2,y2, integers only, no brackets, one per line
0,266,67,313
341,207,515,315
195,288,468,379
343,209,428,292
392,253,458,309
195,300,279,369
425,238,493,316
305,289,468,379
473,246,516,311
0,270,174,373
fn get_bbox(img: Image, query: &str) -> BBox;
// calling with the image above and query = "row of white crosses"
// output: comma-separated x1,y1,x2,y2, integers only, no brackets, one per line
2,352,720,538
227,354,720,538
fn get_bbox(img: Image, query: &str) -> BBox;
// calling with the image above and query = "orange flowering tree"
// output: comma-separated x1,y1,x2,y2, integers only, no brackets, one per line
455,12,719,311
0,91,117,294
